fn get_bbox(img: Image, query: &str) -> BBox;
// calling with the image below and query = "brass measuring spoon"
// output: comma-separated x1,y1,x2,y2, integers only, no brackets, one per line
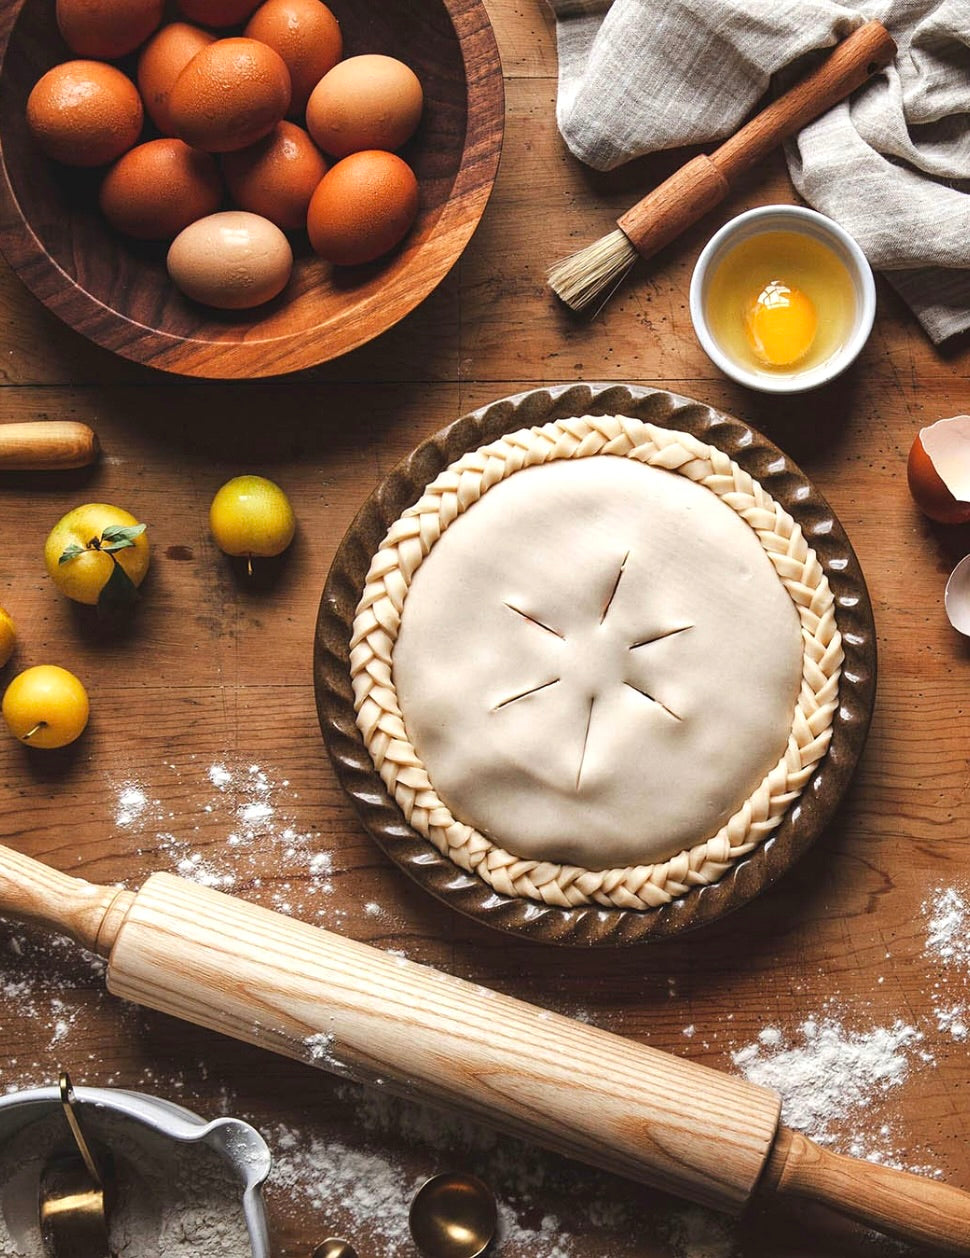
39,1072,112,1258
312,1241,358,1258
409,1172,497,1258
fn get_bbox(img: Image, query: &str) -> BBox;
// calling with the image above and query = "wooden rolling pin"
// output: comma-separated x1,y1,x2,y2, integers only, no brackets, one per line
2,844,969,1252
0,422,99,470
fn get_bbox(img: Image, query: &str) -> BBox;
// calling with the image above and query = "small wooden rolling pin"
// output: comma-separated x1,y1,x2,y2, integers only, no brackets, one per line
0,422,99,470
2,845,969,1252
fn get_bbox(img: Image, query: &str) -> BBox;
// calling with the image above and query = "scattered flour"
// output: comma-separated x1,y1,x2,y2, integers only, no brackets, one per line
935,1004,969,1040
115,785,149,827
267,1081,738,1258
7,775,967,1256
305,1032,335,1063
923,885,970,1042
0,930,106,1091
731,1015,924,1162
924,887,970,965
110,761,342,923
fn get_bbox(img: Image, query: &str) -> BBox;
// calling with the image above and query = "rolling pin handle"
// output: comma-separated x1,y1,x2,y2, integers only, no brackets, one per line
0,845,133,958
763,1126,970,1256
0,421,100,471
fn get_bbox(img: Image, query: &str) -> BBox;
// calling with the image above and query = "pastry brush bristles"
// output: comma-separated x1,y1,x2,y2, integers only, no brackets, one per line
547,227,639,313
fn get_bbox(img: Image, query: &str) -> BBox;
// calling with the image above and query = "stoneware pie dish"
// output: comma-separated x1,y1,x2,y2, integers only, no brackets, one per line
315,384,877,945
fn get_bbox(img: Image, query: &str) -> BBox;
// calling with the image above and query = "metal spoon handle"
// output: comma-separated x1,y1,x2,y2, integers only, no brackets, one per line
58,1072,102,1187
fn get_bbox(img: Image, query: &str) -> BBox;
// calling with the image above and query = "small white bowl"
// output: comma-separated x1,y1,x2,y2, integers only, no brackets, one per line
689,205,876,395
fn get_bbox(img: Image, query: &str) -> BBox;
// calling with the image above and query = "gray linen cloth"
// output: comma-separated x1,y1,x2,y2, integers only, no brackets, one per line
550,0,970,343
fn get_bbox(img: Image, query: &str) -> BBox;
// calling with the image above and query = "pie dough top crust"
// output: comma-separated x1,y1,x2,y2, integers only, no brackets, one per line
351,416,842,910
392,455,803,869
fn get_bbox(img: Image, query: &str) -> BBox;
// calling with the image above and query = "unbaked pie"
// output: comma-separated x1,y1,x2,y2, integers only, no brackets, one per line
351,415,842,910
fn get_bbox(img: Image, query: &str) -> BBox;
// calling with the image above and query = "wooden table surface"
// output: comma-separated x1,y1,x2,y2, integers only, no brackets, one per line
2,3,970,1256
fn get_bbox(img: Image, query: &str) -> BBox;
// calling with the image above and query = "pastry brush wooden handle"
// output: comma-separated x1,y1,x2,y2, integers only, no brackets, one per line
713,21,896,179
0,421,99,470
618,21,896,257
764,1127,970,1253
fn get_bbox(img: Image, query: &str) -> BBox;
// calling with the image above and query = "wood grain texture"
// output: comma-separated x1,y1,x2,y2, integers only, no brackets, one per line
763,1127,970,1254
0,843,129,951
6,846,970,1247
0,0,504,377
0,1,969,1255
98,870,782,1214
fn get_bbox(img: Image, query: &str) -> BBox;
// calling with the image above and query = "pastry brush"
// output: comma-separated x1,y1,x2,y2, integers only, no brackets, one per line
548,21,895,313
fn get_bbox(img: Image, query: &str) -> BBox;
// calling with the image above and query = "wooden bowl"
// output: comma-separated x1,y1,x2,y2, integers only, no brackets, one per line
0,0,503,377
314,384,878,947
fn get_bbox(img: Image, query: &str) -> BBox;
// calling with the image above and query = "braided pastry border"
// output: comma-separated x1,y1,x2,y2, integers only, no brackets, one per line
350,416,842,911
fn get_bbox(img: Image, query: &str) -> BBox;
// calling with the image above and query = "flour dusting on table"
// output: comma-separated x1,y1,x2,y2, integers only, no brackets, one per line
0,930,106,1092
925,887,970,965
923,885,970,1043
109,759,339,920
731,1016,927,1164
267,1081,737,1258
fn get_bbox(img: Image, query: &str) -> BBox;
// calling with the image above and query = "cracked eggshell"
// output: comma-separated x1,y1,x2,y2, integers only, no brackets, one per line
167,210,292,308
908,415,970,524
945,554,970,636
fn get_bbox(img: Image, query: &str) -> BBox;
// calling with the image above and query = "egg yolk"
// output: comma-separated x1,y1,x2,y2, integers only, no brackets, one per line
744,281,817,367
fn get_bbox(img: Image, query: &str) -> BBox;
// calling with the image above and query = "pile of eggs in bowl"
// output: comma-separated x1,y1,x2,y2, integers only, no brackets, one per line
25,0,424,309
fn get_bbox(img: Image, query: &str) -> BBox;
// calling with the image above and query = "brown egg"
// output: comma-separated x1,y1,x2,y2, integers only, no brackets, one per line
306,149,418,266
305,55,422,159
244,0,341,117
177,0,262,27
100,139,223,239
222,121,327,230
56,0,163,59
169,38,291,153
27,61,143,167
138,22,215,135
167,210,292,308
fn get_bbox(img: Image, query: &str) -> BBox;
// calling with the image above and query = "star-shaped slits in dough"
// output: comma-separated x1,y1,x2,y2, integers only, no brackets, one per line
493,552,692,790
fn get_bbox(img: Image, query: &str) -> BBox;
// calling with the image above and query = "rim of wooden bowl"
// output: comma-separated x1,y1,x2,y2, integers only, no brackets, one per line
0,0,505,378
314,383,878,947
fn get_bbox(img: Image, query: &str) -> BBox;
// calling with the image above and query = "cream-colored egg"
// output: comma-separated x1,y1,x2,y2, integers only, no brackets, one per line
305,54,422,158
167,210,292,309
